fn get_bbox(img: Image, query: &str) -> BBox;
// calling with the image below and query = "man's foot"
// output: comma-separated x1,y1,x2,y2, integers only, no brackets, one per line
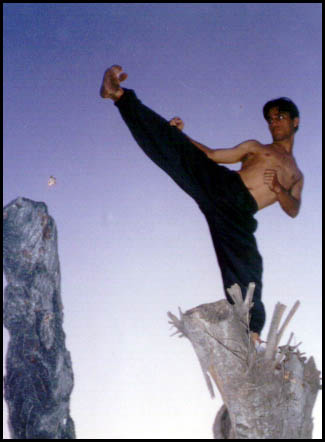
250,332,267,353
250,332,264,346
100,65,128,101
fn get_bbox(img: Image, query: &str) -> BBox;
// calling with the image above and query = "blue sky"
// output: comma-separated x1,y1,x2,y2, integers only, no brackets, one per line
3,4,322,439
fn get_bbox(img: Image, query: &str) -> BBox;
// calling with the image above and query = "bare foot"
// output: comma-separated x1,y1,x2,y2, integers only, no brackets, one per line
250,332,264,346
100,65,128,101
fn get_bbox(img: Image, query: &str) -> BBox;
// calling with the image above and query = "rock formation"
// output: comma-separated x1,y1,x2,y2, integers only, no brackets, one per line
3,197,76,439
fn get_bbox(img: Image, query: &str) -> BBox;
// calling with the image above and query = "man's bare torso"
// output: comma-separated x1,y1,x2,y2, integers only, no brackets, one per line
238,142,302,210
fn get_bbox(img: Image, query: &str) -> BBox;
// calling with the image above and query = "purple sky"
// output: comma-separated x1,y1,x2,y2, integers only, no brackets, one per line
3,4,322,439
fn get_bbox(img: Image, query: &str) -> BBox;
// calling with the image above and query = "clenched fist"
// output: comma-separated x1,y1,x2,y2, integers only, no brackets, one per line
169,117,184,131
264,169,282,194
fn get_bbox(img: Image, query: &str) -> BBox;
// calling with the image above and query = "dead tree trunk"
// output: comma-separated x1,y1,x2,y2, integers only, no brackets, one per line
168,284,321,439
3,197,76,439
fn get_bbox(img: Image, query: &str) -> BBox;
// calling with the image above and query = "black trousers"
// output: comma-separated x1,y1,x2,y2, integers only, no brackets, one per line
115,89,265,334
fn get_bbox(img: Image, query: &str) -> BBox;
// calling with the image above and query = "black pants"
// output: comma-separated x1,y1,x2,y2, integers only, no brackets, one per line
115,89,265,334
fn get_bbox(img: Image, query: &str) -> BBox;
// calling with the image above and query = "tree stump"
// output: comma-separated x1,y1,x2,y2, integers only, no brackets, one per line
168,284,321,439
3,197,76,439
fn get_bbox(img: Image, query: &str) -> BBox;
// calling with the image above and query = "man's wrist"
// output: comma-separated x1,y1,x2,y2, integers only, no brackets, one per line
276,185,295,205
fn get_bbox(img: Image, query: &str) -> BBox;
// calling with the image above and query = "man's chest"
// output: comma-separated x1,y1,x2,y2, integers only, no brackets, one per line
264,151,301,188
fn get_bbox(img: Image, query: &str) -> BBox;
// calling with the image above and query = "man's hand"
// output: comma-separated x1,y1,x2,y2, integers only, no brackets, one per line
264,169,282,194
169,117,184,131
264,168,301,217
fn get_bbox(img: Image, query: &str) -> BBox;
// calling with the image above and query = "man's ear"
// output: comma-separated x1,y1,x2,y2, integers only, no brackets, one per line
293,117,299,130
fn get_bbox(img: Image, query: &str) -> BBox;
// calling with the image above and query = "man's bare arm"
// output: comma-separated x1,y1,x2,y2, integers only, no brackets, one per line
187,138,261,164
186,137,215,156
278,175,303,218
264,171,303,218
168,117,259,164
277,188,301,218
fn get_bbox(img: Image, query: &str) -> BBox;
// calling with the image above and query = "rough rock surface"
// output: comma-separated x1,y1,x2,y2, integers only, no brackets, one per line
3,197,76,439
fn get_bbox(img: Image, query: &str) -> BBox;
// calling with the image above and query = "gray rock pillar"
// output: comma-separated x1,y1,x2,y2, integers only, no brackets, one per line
3,197,76,439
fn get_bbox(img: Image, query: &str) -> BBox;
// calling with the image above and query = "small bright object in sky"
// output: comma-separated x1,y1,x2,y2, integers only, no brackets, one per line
48,176,56,187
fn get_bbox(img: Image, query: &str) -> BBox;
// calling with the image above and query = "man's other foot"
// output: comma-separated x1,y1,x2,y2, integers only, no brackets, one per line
100,65,128,101
250,332,264,346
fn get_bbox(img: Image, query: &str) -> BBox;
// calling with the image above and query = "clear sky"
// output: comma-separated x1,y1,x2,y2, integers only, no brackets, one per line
3,3,322,439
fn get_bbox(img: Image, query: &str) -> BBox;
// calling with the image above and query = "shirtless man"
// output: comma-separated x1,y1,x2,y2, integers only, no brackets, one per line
172,111,303,217
100,65,303,343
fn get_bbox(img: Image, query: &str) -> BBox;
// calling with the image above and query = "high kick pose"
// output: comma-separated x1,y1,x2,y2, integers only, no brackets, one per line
100,65,303,343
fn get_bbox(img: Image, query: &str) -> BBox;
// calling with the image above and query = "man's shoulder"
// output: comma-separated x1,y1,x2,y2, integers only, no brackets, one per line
238,139,264,154
240,139,265,148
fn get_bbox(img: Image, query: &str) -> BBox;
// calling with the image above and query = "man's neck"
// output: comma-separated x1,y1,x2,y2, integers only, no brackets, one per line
271,136,295,155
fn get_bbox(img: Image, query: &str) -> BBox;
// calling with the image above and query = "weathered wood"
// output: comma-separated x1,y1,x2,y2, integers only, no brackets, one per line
3,197,76,439
168,284,321,439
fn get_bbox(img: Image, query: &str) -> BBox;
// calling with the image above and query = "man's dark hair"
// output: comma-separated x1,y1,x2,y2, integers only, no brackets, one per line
263,97,300,133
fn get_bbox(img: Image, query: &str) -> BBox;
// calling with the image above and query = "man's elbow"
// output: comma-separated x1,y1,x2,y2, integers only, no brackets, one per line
288,210,298,219
287,203,300,218
281,193,301,218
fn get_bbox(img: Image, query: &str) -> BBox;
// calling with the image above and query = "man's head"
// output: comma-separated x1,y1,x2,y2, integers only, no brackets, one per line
263,97,300,141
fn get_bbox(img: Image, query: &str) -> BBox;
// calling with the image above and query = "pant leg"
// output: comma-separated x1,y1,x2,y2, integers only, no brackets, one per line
115,88,265,334
115,88,232,212
204,202,265,334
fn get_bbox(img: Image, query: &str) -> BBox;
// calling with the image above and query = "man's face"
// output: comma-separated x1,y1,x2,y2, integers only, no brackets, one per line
266,107,299,141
